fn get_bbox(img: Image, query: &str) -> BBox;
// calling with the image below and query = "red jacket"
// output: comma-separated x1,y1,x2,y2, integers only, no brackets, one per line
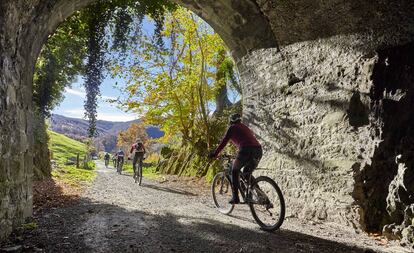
213,123,261,157
131,142,146,154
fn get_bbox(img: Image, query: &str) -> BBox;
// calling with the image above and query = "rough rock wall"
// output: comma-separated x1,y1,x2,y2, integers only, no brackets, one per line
33,112,51,180
1,0,414,244
364,42,414,247
0,1,34,240
239,35,414,244
0,0,277,240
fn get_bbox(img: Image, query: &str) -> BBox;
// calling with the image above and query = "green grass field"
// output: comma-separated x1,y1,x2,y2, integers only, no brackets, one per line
49,131,86,165
49,131,96,187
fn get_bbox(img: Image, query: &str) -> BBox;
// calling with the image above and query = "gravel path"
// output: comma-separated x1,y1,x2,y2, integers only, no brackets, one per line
14,161,410,253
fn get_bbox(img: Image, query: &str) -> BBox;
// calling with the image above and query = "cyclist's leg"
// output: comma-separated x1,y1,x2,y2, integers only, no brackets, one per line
231,159,242,202
231,154,249,204
132,154,138,174
138,154,143,171
117,157,122,171
242,147,263,177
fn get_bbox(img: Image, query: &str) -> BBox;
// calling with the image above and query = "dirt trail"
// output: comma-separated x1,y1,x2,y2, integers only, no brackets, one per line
8,161,410,253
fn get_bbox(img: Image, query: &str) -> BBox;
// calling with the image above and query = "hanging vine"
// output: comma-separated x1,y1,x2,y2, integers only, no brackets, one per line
84,3,108,137
81,0,176,137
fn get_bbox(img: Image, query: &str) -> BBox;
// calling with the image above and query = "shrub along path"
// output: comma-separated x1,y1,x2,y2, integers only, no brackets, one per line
1,161,409,253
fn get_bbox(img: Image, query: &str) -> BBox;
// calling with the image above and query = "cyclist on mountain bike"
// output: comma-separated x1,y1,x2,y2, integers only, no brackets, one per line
209,113,262,204
130,139,146,175
104,152,110,167
116,148,125,172
112,153,117,167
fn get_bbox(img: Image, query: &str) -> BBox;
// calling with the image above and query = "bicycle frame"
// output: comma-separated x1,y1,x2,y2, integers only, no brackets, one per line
220,156,256,205
213,154,285,231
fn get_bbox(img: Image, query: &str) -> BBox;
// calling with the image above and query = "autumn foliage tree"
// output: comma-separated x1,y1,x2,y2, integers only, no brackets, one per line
110,7,240,178
111,7,238,152
117,123,149,155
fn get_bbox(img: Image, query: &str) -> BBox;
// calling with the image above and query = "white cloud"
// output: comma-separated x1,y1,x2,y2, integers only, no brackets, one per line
65,87,118,102
65,87,86,98
96,112,137,122
63,108,85,118
101,95,117,100
63,108,136,122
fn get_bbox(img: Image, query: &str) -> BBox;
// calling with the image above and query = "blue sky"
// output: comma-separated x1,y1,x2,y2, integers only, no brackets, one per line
52,17,157,122
52,76,138,122
51,13,238,122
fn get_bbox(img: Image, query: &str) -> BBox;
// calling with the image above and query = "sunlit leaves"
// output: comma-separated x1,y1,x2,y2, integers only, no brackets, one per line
111,7,238,153
33,11,88,117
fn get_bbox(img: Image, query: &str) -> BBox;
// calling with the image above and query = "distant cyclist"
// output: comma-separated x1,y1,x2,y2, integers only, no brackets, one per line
209,113,262,204
104,152,110,167
112,153,117,167
130,139,146,175
116,148,125,173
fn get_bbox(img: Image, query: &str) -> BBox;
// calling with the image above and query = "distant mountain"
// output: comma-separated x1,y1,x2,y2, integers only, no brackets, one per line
49,114,164,152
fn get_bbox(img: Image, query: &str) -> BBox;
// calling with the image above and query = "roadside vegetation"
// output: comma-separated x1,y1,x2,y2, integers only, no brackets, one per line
34,1,240,184
49,131,96,187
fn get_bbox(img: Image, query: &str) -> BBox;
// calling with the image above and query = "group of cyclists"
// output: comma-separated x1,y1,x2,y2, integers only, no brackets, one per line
104,138,146,176
102,113,263,205
101,114,283,230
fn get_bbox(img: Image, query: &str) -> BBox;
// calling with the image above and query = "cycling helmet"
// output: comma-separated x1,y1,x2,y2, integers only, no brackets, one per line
229,113,242,124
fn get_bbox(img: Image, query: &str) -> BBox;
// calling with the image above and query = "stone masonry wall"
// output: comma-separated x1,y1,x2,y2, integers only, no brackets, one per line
0,0,277,241
1,0,414,244
0,2,34,240
239,33,414,236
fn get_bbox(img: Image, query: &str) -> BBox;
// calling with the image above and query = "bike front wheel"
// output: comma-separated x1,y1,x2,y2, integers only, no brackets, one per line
248,176,285,231
211,172,234,215
134,165,142,185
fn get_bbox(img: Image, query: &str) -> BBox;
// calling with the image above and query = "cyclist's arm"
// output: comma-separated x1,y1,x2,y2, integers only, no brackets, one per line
213,127,232,158
130,145,134,154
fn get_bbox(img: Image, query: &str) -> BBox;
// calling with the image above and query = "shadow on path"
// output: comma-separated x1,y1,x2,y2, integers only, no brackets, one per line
143,184,198,197
12,198,378,253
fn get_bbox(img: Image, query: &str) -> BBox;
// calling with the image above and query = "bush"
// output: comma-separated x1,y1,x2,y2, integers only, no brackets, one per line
82,161,96,170
145,153,161,165
160,146,174,158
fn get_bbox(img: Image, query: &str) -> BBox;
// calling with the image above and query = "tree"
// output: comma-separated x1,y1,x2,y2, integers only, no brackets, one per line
81,0,176,137
33,11,88,117
34,0,177,137
111,7,239,153
32,0,177,179
117,123,149,155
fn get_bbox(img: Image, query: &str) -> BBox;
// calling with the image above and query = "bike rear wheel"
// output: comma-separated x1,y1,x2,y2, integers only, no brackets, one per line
211,172,234,215
134,164,142,185
138,165,142,185
248,176,285,231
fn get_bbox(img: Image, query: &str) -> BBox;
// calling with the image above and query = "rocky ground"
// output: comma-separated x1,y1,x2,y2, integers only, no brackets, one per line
1,161,411,253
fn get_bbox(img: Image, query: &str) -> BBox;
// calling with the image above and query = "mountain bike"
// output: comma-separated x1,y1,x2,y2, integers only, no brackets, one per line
104,159,109,168
116,157,124,174
211,155,285,231
133,156,144,185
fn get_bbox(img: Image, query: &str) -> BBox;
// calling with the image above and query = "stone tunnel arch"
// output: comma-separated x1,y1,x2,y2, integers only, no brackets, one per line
2,0,414,245
0,0,277,239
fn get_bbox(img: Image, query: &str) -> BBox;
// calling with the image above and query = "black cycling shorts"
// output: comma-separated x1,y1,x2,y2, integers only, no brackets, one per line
236,146,262,174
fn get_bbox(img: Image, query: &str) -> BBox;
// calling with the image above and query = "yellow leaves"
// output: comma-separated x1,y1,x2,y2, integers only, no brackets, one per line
117,123,149,154
109,6,234,147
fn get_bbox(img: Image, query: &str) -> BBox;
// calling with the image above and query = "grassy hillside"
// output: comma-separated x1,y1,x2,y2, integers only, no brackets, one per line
49,131,96,187
49,131,86,165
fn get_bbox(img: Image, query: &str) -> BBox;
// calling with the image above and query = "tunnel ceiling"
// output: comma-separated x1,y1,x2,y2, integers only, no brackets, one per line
9,0,414,66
